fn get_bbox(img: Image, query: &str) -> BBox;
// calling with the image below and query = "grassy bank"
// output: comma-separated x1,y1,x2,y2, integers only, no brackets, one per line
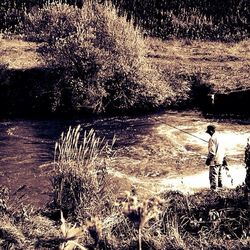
146,38,250,92
1,186,249,249
1,36,249,116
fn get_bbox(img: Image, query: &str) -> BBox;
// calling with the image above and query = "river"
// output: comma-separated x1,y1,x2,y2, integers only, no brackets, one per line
0,112,249,208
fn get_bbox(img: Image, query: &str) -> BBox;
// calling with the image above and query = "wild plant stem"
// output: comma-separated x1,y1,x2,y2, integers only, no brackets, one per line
139,227,142,250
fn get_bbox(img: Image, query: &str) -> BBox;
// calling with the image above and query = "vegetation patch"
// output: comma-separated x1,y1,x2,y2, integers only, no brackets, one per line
1,178,250,249
22,2,173,114
0,2,249,116
52,125,116,218
1,0,249,41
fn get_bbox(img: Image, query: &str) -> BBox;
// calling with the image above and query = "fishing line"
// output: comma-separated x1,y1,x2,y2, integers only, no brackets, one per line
161,122,242,163
161,122,238,186
4,119,243,166
164,123,208,143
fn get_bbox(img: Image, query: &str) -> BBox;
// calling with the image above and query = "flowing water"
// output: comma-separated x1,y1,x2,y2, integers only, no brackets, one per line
0,112,249,208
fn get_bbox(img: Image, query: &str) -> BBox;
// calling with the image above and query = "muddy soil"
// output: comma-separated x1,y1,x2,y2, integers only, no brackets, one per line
0,112,249,208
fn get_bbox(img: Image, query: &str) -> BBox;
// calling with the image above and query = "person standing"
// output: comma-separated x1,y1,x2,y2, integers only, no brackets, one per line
205,125,225,190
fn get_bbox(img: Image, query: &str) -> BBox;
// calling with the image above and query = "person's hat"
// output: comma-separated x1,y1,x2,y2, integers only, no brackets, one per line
206,125,216,133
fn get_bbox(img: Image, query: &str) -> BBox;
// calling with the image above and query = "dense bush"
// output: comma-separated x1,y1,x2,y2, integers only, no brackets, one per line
24,2,172,114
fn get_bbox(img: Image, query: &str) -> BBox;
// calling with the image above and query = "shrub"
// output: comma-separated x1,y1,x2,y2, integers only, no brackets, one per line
0,0,84,32
24,2,173,114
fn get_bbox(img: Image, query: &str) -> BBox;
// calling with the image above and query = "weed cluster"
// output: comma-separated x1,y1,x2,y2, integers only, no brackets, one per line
0,186,60,249
52,125,115,217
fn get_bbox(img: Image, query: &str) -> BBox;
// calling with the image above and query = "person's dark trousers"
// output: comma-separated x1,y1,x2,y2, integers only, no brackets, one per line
209,165,222,189
246,166,250,189
245,166,250,208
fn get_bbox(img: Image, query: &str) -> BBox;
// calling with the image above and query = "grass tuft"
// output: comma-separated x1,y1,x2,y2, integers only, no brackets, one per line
52,125,115,217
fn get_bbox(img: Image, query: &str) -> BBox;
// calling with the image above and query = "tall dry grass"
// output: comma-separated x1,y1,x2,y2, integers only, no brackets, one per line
52,125,115,217
0,183,249,249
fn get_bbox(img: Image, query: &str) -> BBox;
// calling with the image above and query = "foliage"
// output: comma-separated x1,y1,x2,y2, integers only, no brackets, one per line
0,186,61,249
0,181,250,249
115,190,164,250
1,0,249,41
0,217,26,250
23,2,171,114
52,125,115,217
0,0,84,32
110,0,249,41
59,211,87,250
161,188,250,247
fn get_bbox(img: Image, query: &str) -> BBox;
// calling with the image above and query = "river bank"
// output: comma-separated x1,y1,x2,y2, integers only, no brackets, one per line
1,37,250,117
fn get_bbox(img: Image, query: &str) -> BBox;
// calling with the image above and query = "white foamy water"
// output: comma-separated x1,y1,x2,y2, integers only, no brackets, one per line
157,120,249,161
109,163,247,195
190,130,250,157
158,164,246,194
153,118,249,194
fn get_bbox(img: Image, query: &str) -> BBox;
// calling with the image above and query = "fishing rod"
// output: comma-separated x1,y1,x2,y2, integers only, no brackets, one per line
164,123,208,143
127,117,209,143
4,119,244,164
162,122,242,164
163,122,237,186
